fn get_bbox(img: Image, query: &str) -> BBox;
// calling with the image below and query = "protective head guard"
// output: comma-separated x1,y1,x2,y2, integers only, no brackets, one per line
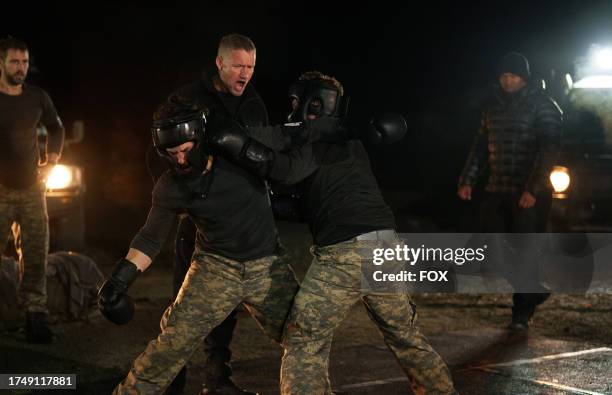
288,71,350,123
151,110,208,177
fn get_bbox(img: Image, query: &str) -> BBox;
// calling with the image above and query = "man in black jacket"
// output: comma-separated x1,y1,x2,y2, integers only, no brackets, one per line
148,33,267,395
457,52,563,331
149,35,339,395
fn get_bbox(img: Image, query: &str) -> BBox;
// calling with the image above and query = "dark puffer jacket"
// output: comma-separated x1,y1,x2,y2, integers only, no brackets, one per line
459,85,563,195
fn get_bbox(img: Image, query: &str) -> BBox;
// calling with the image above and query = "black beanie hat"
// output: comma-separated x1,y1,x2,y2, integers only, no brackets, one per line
497,52,531,81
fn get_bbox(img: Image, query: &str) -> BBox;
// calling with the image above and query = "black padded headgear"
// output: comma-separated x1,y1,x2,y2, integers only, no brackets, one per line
152,111,206,153
151,110,208,177
287,73,349,123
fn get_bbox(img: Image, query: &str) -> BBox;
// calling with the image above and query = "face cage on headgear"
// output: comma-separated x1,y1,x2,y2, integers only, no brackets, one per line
151,111,207,158
287,80,349,123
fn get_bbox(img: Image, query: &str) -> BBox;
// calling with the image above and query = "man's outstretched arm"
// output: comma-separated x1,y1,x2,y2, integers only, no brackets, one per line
209,124,321,185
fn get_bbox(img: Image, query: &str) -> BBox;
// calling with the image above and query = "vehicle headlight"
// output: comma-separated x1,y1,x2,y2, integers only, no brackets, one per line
574,45,612,88
573,75,612,89
592,46,612,70
549,166,570,193
46,165,81,190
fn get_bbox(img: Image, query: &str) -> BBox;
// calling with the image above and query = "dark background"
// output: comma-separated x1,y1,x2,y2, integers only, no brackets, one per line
2,1,612,246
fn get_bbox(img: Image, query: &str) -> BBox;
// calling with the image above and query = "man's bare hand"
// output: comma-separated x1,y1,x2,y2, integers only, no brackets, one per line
457,185,472,201
518,191,536,208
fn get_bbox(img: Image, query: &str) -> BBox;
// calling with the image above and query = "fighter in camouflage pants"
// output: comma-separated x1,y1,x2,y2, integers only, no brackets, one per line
0,181,49,313
114,249,299,395
281,232,457,395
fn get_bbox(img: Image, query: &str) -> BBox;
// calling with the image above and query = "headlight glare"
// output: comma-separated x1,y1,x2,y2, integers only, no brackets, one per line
46,165,75,189
549,166,571,193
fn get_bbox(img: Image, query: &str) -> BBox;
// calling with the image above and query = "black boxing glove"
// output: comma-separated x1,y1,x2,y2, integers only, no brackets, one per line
208,122,274,162
363,113,407,145
207,118,275,177
98,258,140,325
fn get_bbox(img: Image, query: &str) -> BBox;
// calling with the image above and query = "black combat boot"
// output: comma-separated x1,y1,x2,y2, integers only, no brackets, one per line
200,377,259,395
507,320,529,332
508,292,551,332
25,312,53,343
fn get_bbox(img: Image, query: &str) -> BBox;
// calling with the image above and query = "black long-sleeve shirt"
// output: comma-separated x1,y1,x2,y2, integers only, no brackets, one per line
130,156,278,261
247,126,396,246
297,141,396,246
0,84,65,189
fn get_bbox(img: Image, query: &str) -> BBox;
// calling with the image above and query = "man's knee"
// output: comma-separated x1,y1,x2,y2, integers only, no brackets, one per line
282,316,333,356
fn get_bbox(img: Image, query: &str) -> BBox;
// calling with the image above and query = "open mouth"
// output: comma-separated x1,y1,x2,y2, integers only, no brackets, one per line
236,80,246,89
307,108,321,119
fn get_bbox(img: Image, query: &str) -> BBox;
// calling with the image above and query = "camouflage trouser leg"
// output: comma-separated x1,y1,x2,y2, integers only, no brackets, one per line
280,251,357,395
240,252,299,344
281,237,456,395
173,217,239,380
0,184,17,261
362,293,456,394
114,251,298,395
0,182,49,313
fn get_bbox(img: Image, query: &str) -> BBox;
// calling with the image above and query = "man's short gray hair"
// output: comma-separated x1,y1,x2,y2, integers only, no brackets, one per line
217,34,256,58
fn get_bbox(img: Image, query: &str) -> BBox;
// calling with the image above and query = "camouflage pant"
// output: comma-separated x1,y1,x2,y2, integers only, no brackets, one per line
281,232,456,395
0,182,49,313
114,251,299,395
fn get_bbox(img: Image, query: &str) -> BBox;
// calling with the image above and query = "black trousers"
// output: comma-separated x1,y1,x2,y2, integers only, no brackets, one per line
174,216,238,380
479,192,551,323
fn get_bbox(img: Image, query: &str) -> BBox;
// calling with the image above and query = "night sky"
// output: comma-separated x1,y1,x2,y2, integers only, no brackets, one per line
3,2,612,236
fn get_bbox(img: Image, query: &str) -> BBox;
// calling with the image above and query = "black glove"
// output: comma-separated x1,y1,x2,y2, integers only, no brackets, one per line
207,117,275,175
363,113,407,145
98,258,140,325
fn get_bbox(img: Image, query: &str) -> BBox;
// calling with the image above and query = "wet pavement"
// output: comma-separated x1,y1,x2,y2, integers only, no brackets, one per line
1,280,610,395
1,221,611,394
